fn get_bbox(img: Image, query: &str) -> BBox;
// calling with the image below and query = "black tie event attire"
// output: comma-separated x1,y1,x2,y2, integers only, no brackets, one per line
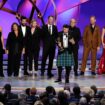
41,24,58,77
69,26,81,76
20,25,31,75
6,32,23,76
0,32,5,77
28,27,41,72
56,32,74,83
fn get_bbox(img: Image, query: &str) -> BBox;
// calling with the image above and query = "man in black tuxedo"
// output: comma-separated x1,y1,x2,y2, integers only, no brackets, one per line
19,17,31,75
41,16,58,78
69,19,81,76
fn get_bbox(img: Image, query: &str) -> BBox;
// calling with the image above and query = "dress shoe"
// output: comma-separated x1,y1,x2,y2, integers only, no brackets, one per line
24,72,29,76
91,72,96,75
74,73,78,77
65,80,69,83
41,72,44,77
80,71,84,76
34,71,38,76
48,74,54,79
55,79,62,83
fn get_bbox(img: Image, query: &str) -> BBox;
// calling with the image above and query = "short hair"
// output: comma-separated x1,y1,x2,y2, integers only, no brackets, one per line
101,98,105,105
73,86,81,96
79,97,87,105
48,15,54,19
31,19,36,23
25,88,31,96
34,101,44,105
69,103,76,105
63,24,69,28
4,84,11,92
90,15,96,19
64,86,71,92
30,87,37,95
21,16,27,20
46,86,56,95
90,85,97,95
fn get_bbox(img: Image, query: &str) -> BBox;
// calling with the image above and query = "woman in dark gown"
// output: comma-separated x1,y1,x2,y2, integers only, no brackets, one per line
6,23,23,77
0,27,5,77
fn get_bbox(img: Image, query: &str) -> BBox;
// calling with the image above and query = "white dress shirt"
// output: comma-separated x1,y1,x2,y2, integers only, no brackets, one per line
21,26,26,37
48,24,53,35
63,33,68,48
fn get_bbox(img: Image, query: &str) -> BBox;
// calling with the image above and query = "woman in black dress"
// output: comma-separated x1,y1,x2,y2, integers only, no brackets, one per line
28,19,41,75
6,23,23,77
0,27,5,77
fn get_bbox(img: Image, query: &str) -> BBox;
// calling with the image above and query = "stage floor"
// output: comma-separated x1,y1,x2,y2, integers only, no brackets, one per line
0,70,105,92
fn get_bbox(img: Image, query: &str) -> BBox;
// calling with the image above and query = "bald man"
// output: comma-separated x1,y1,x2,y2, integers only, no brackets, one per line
81,16,101,76
69,19,81,76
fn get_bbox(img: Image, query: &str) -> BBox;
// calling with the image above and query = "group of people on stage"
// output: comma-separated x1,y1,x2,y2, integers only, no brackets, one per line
0,15,105,83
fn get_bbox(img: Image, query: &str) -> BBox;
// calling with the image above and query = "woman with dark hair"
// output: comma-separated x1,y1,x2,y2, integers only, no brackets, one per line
0,26,5,77
6,23,23,77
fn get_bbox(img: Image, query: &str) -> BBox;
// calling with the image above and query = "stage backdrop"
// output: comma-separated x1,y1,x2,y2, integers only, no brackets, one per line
0,0,105,59
0,0,89,38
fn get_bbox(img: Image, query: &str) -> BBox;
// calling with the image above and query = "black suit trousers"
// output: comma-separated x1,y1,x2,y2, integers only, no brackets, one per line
41,45,56,75
72,46,79,73
29,50,39,71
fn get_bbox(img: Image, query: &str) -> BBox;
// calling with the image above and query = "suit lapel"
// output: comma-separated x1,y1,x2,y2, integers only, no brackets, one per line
93,27,97,36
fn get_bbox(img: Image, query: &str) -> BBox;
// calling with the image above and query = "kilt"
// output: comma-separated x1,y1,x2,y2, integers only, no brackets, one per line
57,51,74,67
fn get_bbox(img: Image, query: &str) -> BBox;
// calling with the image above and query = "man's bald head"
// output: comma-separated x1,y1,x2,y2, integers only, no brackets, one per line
90,16,96,25
70,18,77,27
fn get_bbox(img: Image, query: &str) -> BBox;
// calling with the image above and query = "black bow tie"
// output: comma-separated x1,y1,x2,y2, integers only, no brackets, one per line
64,34,68,37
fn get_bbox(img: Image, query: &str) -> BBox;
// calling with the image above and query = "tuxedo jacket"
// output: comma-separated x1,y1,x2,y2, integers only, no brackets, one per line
42,24,58,47
19,25,31,49
57,31,73,54
69,26,81,49
28,27,42,53
83,25,101,49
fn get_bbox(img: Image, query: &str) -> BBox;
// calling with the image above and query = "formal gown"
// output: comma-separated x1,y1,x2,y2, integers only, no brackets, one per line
98,38,105,74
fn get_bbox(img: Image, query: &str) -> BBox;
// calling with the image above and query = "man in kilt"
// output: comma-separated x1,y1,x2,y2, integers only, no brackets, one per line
55,24,75,83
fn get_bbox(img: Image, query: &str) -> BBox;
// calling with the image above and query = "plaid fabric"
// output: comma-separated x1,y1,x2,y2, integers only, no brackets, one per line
56,51,74,67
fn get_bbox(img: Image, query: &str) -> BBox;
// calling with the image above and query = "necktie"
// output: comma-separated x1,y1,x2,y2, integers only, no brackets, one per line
48,25,52,35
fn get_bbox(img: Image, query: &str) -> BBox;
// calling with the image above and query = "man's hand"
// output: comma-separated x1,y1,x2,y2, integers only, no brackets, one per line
16,13,21,20
97,46,100,51
22,48,25,54
58,42,62,48
69,38,75,45
6,50,8,54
